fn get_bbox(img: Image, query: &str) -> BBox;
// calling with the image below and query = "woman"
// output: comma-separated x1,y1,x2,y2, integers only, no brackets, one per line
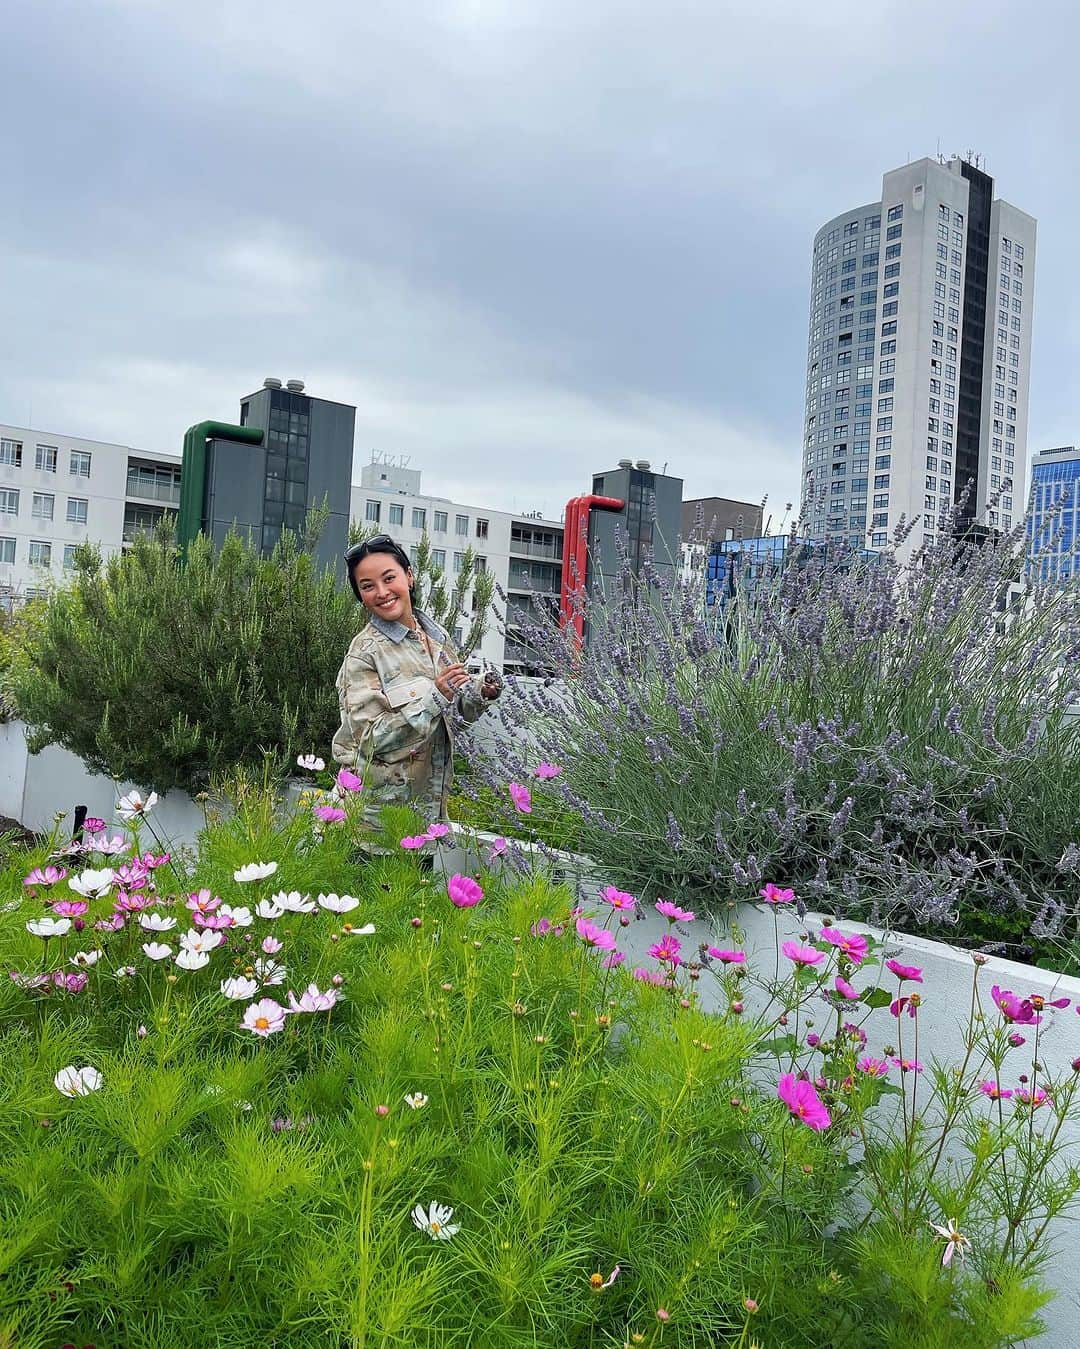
332,534,501,827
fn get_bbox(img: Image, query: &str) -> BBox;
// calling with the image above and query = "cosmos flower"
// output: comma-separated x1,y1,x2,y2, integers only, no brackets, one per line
412,1201,459,1240
54,1065,103,1097
234,862,279,883
221,976,260,1000
68,869,116,900
317,893,360,914
759,884,796,905
655,899,695,923
26,916,72,938
930,1217,971,1267
241,998,287,1037
777,1073,831,1130
117,790,158,821
508,782,532,814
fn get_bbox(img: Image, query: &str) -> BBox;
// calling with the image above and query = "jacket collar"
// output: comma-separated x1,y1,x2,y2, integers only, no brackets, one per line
367,608,448,645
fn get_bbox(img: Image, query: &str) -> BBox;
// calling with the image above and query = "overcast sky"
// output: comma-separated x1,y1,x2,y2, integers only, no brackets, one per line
2,0,1076,525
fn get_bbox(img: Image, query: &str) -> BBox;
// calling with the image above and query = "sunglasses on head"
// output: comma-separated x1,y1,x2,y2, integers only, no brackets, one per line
344,535,410,568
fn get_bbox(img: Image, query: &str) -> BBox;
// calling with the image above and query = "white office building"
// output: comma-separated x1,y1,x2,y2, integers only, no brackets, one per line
0,423,181,606
351,454,564,672
801,156,1036,552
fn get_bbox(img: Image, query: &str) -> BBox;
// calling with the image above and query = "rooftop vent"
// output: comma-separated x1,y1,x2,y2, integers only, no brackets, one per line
636,459,651,471
263,377,283,390
286,378,306,394
618,458,633,469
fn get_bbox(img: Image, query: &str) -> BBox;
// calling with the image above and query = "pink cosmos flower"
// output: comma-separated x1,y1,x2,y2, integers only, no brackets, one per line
706,947,746,964
447,874,483,908
759,883,796,905
83,817,106,833
314,806,346,824
930,1218,971,1267
575,917,617,951
241,998,287,1037
24,866,68,888
508,782,532,814
601,886,637,911
655,899,695,924
857,1056,890,1077
336,768,364,792
885,959,923,982
487,837,508,861
1015,1086,1049,1107
186,889,221,914
842,1021,867,1045
286,983,339,1014
193,910,234,930
991,985,1041,1025
533,762,562,779
51,900,89,918
261,935,283,955
834,976,859,1000
530,917,558,937
633,967,667,986
777,1073,831,1130
140,852,170,869
782,940,825,968
892,1057,924,1073
424,822,451,841
1028,993,1071,1012
84,832,130,856
602,951,626,969
647,934,682,965
890,995,920,1018
52,971,89,994
400,835,429,850
1008,1032,1027,1046
978,1080,1013,1100
114,861,150,889
820,927,869,965
115,892,151,913
10,971,52,992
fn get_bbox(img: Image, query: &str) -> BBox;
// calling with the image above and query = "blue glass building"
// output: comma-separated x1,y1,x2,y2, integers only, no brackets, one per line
1027,446,1080,584
706,535,877,609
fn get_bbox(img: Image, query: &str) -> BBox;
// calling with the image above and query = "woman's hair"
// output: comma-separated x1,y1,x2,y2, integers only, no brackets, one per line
343,534,418,607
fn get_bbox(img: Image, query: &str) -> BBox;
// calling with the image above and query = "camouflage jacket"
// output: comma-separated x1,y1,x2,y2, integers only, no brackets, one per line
331,610,488,823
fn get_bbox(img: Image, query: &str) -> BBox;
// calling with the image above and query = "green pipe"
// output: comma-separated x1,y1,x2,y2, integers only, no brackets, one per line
177,420,263,552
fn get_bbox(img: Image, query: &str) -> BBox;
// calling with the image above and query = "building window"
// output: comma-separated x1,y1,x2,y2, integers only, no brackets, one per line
0,536,14,565
412,507,427,530
29,540,52,567
66,497,88,525
434,510,448,532
0,488,18,516
476,555,487,573
35,444,58,473
69,450,92,478
32,492,54,522
455,514,469,536
476,517,489,540
389,503,404,526
453,551,464,573
365,499,381,523
871,532,887,547
887,204,903,222
63,543,79,569
0,439,23,467
433,548,446,568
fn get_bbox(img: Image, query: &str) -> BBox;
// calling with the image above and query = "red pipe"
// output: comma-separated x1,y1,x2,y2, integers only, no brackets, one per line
559,494,624,643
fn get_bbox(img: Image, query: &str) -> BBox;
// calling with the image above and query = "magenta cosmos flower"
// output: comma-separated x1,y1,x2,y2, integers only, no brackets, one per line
508,782,532,814
533,762,562,779
857,1056,890,1077
706,947,746,964
314,806,346,824
400,834,429,849
575,916,616,951
655,899,695,923
990,985,1041,1025
602,951,625,969
336,768,363,792
423,822,451,840
601,886,637,911
820,927,869,965
834,975,859,1000
777,1073,831,1131
51,900,89,918
633,967,667,986
782,940,824,968
885,959,923,982
979,1080,1012,1100
647,934,682,965
447,874,483,908
759,884,795,905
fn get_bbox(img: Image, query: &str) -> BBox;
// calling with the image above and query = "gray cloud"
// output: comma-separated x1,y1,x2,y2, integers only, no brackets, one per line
2,0,1077,523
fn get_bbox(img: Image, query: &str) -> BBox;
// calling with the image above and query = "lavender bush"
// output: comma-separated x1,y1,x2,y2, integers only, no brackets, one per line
465,516,1080,963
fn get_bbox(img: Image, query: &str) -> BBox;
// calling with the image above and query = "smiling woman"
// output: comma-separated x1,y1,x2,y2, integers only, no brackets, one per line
333,534,501,827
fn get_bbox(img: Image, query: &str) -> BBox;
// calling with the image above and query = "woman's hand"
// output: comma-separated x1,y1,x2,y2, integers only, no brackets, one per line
481,672,503,700
434,662,470,701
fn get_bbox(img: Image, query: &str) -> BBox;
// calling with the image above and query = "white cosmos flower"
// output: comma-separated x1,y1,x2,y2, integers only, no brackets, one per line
255,898,285,920
141,942,173,961
233,861,278,883
254,957,286,986
175,948,211,972
297,754,325,771
218,904,253,927
412,1202,459,1240
55,1064,103,1097
341,923,376,936
69,950,102,968
317,893,360,914
139,913,177,931
117,790,158,821
179,929,222,954
27,916,72,938
271,890,316,914
221,976,259,1000
404,1092,429,1110
68,868,116,900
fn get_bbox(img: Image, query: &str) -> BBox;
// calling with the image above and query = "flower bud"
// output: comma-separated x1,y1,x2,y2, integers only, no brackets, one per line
374,1104,390,1118
656,1308,670,1322
331,974,344,987
410,917,423,928
679,997,691,1009
730,1000,744,1014
744,1298,759,1313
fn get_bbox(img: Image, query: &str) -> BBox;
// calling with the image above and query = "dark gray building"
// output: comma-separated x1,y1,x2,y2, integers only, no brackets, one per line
582,459,683,615
183,378,355,573
681,495,764,547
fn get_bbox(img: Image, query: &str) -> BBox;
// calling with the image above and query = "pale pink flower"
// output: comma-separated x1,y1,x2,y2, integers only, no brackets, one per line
930,1217,970,1266
602,951,626,969
857,1056,890,1077
400,835,429,850
286,984,339,1014
655,899,695,923
54,1065,103,1097
242,998,287,1036
84,832,131,856
487,837,508,861
834,976,860,1000
141,942,173,961
186,889,221,914
782,940,824,967
24,866,67,888
633,967,667,986
588,1265,620,1290
296,753,325,771
51,900,89,918
261,935,284,954
423,822,451,840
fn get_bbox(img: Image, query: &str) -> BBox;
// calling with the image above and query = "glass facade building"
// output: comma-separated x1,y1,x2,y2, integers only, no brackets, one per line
1027,446,1080,584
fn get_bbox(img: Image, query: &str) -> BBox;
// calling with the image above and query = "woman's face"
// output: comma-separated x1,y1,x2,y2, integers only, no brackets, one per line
352,551,415,625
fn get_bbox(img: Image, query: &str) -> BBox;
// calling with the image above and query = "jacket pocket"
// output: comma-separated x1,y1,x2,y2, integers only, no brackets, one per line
382,675,431,710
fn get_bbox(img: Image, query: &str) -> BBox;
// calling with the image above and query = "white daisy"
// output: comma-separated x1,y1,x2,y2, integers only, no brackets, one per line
254,957,287,986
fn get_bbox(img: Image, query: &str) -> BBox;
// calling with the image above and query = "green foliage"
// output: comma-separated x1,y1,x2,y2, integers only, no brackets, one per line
0,597,47,723
0,790,1076,1346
